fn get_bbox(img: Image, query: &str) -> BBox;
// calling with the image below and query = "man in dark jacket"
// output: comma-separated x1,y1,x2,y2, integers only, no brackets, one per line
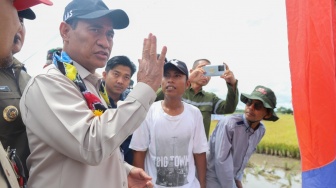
0,8,36,180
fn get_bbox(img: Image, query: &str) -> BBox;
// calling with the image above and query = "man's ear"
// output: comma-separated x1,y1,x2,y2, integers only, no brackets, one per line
102,71,107,80
185,79,191,90
59,22,71,42
264,110,273,119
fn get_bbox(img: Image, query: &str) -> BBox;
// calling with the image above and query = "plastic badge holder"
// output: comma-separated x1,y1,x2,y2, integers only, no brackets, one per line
203,64,226,76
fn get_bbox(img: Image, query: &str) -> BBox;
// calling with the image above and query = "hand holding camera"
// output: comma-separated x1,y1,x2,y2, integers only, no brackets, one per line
202,62,237,87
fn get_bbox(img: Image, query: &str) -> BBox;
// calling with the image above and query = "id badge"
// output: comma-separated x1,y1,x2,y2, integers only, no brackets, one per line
0,86,11,92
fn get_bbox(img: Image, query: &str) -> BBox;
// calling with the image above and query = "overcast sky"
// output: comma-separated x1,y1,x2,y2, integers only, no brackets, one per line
15,0,292,109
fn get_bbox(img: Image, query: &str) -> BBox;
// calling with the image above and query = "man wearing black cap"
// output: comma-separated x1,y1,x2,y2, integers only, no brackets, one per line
20,0,167,187
156,59,239,140
206,85,279,188
0,8,37,186
130,59,208,188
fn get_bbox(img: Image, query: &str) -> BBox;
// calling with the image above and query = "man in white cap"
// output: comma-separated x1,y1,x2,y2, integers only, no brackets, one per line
20,0,167,187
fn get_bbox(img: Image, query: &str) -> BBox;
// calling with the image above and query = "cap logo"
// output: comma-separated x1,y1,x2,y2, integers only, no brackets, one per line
170,59,179,66
255,87,267,95
64,10,73,21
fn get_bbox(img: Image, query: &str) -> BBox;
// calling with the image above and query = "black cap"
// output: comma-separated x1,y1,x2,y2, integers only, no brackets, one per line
63,0,129,29
18,8,36,20
164,59,189,78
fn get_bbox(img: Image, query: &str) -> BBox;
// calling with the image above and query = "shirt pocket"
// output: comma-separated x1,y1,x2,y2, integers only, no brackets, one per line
0,91,21,100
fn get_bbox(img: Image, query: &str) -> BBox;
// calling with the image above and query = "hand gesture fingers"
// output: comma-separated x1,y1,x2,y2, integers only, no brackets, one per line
137,33,167,91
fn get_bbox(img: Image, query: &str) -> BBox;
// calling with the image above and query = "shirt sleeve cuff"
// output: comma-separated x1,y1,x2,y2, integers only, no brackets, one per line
126,82,156,110
124,162,134,175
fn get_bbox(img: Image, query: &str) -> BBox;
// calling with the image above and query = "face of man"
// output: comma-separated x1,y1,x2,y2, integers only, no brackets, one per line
192,60,211,86
244,99,269,122
12,17,26,54
0,0,21,62
103,64,131,98
61,16,114,73
162,67,189,99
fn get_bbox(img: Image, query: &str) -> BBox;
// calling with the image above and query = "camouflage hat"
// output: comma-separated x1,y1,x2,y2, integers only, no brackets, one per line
240,85,279,121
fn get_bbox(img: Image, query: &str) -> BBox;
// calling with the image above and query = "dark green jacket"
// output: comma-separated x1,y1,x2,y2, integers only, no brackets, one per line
0,58,31,177
156,82,239,139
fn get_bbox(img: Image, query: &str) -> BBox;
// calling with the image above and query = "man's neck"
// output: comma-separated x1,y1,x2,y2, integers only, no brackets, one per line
248,121,261,130
108,92,121,105
162,98,184,116
0,55,13,69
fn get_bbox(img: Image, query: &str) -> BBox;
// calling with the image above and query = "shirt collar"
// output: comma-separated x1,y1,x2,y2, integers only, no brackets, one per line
73,61,102,87
188,86,205,95
108,94,125,109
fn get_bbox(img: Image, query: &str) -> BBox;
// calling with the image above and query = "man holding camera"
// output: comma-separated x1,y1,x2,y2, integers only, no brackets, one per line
156,59,238,139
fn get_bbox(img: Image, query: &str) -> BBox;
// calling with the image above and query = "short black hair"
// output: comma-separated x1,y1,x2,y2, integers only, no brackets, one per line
105,56,136,76
192,59,211,69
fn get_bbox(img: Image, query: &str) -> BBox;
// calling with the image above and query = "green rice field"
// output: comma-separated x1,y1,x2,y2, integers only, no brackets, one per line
210,114,300,159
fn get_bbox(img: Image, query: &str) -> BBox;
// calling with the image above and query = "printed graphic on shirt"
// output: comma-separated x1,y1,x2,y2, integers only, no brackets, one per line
155,133,191,187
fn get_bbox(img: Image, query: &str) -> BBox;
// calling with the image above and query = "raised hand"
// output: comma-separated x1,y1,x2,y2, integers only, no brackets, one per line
137,33,167,91
220,63,237,86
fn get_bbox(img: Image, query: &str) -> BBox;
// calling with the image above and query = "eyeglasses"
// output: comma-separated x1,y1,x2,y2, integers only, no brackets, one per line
246,99,264,110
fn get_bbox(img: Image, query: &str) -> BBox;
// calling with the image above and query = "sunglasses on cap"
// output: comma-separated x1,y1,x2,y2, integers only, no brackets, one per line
246,99,265,111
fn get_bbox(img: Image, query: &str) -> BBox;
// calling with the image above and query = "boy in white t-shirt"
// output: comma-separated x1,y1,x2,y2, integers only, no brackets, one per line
130,59,208,188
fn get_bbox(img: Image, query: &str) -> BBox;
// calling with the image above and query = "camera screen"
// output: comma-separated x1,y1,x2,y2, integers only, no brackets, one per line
218,65,225,71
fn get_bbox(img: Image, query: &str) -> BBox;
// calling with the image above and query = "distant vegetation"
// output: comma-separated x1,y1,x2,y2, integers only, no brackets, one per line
235,106,293,115
210,114,300,159
276,107,293,115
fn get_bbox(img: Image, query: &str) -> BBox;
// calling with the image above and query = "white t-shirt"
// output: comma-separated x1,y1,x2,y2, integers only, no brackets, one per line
130,101,208,188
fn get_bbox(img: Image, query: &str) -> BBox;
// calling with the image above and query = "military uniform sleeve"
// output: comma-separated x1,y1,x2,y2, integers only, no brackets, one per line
213,81,239,114
155,87,164,102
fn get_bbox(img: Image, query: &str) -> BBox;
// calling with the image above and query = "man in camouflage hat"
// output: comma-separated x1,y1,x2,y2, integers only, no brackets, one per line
206,85,278,188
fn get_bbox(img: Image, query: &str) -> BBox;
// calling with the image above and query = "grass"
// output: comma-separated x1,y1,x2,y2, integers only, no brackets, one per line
210,114,300,159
